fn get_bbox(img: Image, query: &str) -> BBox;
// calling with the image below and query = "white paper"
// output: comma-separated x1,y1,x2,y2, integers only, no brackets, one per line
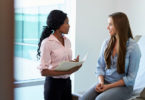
54,53,88,71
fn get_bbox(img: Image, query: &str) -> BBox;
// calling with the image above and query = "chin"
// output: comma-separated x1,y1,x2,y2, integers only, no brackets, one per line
63,32,68,34
65,31,69,34
109,33,113,36
62,33,68,35
109,33,115,36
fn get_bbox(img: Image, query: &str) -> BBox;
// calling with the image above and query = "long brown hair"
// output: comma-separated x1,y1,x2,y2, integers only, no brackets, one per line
104,12,133,74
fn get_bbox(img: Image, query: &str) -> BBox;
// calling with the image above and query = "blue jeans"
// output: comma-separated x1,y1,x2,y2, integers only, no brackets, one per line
81,81,133,100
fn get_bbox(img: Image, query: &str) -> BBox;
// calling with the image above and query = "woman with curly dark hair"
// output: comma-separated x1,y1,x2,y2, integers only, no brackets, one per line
37,10,81,100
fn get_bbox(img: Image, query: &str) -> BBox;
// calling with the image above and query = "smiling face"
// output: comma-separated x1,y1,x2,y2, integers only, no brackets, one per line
107,17,117,36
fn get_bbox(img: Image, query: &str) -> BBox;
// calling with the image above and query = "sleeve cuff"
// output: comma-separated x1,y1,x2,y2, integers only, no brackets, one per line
95,70,105,77
123,76,134,86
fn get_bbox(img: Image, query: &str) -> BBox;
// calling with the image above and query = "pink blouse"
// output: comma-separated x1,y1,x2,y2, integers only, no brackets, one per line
38,34,72,78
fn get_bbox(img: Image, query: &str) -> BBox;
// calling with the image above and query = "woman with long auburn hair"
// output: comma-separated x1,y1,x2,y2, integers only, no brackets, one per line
81,12,141,100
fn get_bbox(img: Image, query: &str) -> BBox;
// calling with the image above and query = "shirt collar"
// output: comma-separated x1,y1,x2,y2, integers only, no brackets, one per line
48,34,66,42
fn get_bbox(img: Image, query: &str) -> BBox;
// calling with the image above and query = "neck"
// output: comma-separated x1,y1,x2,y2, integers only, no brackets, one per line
53,31,63,39
114,34,119,46
114,39,119,53
53,31,64,46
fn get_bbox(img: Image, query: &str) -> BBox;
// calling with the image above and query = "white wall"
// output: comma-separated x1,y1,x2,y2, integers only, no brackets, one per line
74,0,117,93
115,0,145,36
74,0,145,93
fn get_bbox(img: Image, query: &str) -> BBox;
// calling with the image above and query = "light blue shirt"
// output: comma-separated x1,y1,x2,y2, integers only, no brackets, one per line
96,38,141,86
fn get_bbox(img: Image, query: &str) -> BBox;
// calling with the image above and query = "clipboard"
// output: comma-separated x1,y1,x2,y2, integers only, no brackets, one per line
54,53,88,71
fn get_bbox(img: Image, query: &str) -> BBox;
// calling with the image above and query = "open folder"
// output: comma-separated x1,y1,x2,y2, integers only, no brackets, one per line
54,53,88,71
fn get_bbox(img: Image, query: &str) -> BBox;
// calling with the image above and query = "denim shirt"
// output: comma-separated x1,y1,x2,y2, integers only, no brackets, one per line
95,38,141,86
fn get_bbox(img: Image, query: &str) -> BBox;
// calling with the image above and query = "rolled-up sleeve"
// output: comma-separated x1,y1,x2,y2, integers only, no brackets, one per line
37,40,51,71
95,40,108,77
123,44,141,86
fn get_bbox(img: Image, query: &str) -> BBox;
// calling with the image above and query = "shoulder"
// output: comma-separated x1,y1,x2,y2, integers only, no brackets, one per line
127,38,141,55
64,36,71,42
41,37,54,50
64,36,71,47
104,37,110,44
98,37,110,52
102,37,110,48
127,38,139,50
41,37,51,46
